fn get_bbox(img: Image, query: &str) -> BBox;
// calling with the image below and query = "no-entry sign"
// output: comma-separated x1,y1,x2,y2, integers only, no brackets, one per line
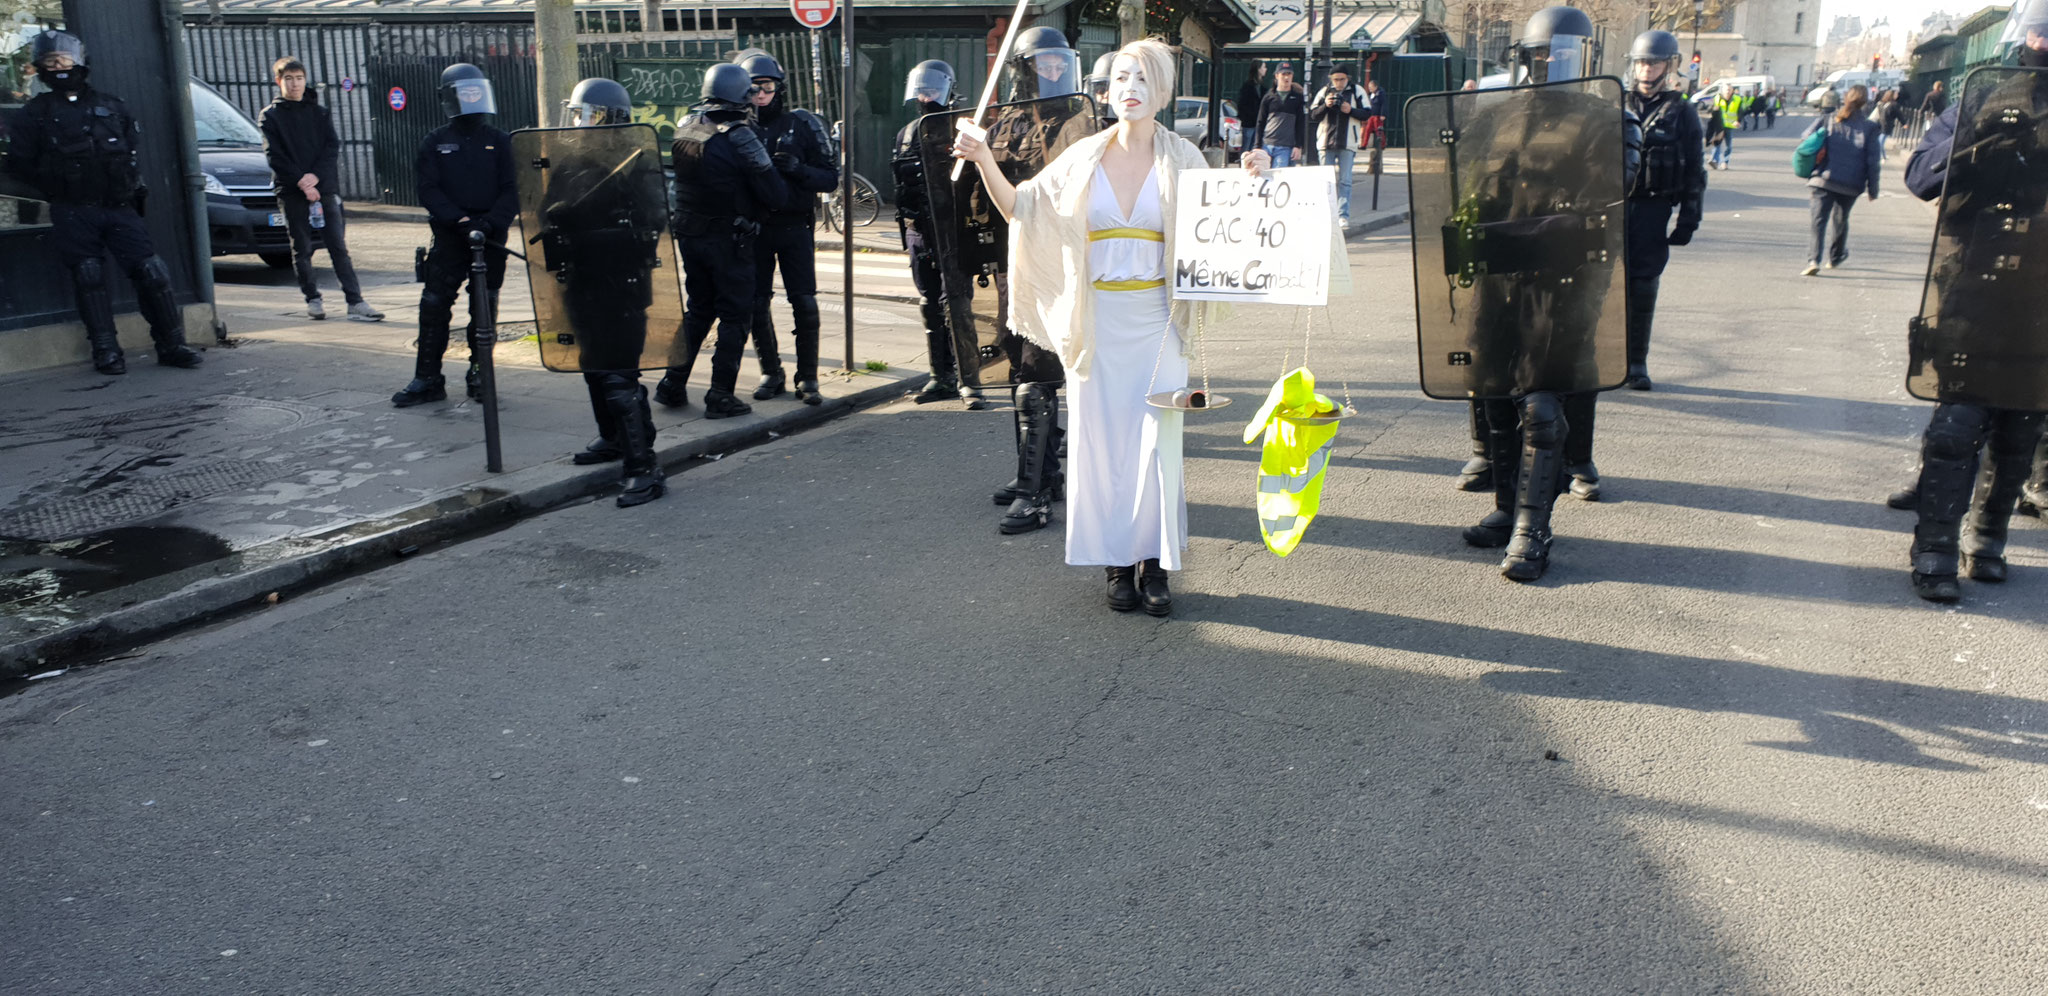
790,0,837,29
388,86,407,111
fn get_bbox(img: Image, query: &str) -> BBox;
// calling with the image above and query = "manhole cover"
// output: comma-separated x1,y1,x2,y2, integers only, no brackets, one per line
0,459,298,542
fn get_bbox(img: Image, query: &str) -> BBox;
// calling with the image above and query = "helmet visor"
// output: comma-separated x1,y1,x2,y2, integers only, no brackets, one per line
1631,56,1675,87
449,78,498,116
1012,49,1081,97
562,101,627,127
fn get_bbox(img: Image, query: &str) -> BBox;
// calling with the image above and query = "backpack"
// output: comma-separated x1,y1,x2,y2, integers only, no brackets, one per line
1793,124,1831,179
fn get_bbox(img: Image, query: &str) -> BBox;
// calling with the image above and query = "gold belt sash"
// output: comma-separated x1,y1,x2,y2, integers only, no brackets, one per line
1092,278,1166,291
1088,227,1164,242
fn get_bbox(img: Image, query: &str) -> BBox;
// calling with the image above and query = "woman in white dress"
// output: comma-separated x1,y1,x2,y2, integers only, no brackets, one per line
955,39,1269,615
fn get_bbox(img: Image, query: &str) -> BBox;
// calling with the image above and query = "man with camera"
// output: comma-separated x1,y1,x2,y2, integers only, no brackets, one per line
1307,67,1373,230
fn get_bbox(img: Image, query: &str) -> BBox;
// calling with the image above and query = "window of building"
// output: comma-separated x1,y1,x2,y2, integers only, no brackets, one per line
663,10,681,32
1796,13,1804,35
623,10,642,33
605,10,623,34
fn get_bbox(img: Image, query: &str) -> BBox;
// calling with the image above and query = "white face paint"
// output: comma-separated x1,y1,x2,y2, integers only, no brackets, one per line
1109,54,1155,122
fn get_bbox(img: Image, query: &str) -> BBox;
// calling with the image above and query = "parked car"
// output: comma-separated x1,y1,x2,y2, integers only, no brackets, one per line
191,78,318,269
1173,96,1240,150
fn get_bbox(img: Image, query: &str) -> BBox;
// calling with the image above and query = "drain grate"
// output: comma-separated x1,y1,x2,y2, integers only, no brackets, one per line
0,459,297,541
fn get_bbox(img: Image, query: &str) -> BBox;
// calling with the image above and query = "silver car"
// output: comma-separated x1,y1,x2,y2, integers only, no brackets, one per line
1172,97,1240,149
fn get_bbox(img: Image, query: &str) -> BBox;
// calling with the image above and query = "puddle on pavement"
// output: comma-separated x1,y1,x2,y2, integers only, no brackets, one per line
0,525,234,614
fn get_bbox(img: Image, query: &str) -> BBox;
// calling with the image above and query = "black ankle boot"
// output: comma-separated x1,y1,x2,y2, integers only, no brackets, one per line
654,375,689,409
573,438,622,465
1105,566,1138,612
793,379,823,406
611,384,664,508
465,362,483,401
155,344,203,368
702,389,752,419
392,376,447,408
914,375,961,404
1566,462,1601,502
1138,559,1172,616
753,370,787,401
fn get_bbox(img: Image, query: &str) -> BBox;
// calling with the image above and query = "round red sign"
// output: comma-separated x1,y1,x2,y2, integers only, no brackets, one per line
789,0,837,29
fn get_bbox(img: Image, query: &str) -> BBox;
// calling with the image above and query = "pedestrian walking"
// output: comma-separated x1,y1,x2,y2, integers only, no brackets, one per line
1709,84,1741,168
1919,79,1947,118
1235,62,1266,160
391,63,516,408
738,53,838,406
1255,63,1304,167
3,30,202,375
1876,88,1908,159
1765,88,1780,128
1799,85,1881,276
1307,67,1371,228
259,57,381,322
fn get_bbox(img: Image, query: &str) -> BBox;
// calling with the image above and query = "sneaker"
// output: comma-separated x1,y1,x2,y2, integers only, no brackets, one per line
1338,216,1352,229
307,297,326,320
1801,262,1820,276
347,300,385,322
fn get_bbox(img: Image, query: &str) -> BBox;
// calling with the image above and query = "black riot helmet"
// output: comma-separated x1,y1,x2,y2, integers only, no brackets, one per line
700,62,757,110
1007,25,1080,99
30,29,88,90
440,63,498,118
903,59,956,108
1514,6,1596,85
563,77,632,127
2007,0,2048,63
1628,30,1681,92
1086,52,1117,102
739,53,785,83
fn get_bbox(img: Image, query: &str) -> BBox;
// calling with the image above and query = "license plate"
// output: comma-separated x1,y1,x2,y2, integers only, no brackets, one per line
268,212,285,227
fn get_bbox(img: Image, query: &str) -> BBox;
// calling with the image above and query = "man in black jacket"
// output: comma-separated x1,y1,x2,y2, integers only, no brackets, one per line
1255,63,1305,166
738,54,839,406
392,63,518,408
4,30,202,375
259,57,381,322
1235,62,1266,160
654,64,789,419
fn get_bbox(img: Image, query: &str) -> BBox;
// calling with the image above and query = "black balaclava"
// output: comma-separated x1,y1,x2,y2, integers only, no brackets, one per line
2021,44,2048,68
43,65,87,93
452,112,486,134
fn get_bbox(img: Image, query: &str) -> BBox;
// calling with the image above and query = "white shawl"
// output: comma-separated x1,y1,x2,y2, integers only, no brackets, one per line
1006,128,1228,378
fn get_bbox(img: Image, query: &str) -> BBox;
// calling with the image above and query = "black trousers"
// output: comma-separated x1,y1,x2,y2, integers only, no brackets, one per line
414,222,508,376
281,192,363,304
673,231,757,394
50,202,156,270
750,221,820,380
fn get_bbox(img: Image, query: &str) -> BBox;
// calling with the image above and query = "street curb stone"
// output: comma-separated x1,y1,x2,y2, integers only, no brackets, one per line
0,372,926,677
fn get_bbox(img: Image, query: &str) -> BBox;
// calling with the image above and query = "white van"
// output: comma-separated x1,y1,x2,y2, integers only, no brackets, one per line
1691,74,1779,103
1804,68,1904,106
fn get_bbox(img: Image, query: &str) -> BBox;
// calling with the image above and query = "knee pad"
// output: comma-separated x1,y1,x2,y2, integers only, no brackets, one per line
789,294,820,328
135,255,173,289
1925,404,1992,462
419,287,454,311
70,257,106,290
1018,382,1058,417
1519,393,1566,449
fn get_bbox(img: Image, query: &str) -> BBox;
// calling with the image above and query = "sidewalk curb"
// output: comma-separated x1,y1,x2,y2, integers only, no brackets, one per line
0,372,926,677
1345,208,1412,241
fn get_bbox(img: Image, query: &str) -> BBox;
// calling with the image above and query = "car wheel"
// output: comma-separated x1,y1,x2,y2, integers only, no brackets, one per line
259,251,293,270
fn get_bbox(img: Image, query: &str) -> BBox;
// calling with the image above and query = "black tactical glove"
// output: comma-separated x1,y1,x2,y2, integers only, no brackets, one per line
1667,224,1695,247
772,152,803,174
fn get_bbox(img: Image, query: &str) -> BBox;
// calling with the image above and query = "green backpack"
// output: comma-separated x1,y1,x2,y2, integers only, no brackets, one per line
1792,125,1830,179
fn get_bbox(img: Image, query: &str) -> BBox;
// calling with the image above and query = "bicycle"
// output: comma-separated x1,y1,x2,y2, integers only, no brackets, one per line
821,171,881,232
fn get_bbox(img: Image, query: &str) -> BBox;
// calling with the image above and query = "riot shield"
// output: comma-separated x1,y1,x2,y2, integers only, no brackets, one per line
510,123,685,373
914,94,1101,388
1403,78,1630,400
1907,66,2048,411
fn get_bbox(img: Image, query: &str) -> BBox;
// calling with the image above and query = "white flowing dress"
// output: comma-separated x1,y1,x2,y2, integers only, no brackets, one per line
1064,165,1189,570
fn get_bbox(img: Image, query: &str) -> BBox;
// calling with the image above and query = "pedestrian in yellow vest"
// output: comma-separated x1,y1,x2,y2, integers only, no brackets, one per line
1709,86,1742,168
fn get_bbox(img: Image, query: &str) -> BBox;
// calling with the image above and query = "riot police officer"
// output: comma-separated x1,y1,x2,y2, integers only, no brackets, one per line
393,63,518,407
893,59,982,408
737,54,839,406
542,77,666,507
1085,52,1118,126
655,64,788,419
1897,0,2048,601
4,30,202,375
1621,29,1705,392
1451,7,1639,580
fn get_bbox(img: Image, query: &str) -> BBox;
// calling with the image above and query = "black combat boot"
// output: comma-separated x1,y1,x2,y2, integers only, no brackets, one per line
751,302,787,400
1563,392,1600,501
914,330,963,404
1887,482,1920,510
1105,566,1138,612
1960,414,2046,583
789,295,821,407
1910,406,1986,602
397,305,452,407
73,268,125,374
573,378,622,465
2018,434,2048,517
753,368,787,401
1501,394,1566,582
610,383,665,508
1624,275,1659,390
1138,558,1172,616
1455,400,1492,491
1462,401,1518,548
702,388,752,419
391,376,447,407
654,374,690,409
999,384,1058,534
465,361,484,401
995,386,1065,505
135,257,202,368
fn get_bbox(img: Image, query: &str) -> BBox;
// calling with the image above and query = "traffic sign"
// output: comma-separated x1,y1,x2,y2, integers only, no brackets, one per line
790,0,837,29
340,77,355,92
1348,28,1373,51
388,86,407,111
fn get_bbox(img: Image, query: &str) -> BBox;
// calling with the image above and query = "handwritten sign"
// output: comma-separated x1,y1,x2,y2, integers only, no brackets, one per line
1172,166,1337,307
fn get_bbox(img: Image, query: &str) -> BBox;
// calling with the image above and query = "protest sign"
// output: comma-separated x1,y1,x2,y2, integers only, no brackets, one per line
1172,166,1337,307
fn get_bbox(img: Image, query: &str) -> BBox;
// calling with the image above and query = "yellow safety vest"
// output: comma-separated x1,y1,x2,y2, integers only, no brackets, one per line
1242,367,1340,557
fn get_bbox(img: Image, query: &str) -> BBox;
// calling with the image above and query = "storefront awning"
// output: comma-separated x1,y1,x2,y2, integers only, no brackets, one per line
1237,8,1421,52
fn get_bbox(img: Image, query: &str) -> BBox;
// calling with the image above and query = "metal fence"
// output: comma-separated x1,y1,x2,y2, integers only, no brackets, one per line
187,23,379,200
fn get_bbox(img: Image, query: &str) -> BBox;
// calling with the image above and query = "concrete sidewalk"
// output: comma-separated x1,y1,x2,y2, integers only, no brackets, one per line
0,268,939,674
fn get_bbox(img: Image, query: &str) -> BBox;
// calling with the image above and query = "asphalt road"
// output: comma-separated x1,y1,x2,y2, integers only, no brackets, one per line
4,119,2045,995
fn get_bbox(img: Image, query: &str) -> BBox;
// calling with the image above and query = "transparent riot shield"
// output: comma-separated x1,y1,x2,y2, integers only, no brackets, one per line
1907,66,2048,411
1403,78,1630,400
510,123,685,373
914,94,1101,388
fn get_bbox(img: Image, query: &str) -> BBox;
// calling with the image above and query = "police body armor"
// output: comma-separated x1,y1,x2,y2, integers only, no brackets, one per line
669,114,771,241
510,123,687,372
1908,65,2048,412
892,123,933,232
1404,77,1631,399
1630,91,1698,205
913,93,1100,388
25,91,143,207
